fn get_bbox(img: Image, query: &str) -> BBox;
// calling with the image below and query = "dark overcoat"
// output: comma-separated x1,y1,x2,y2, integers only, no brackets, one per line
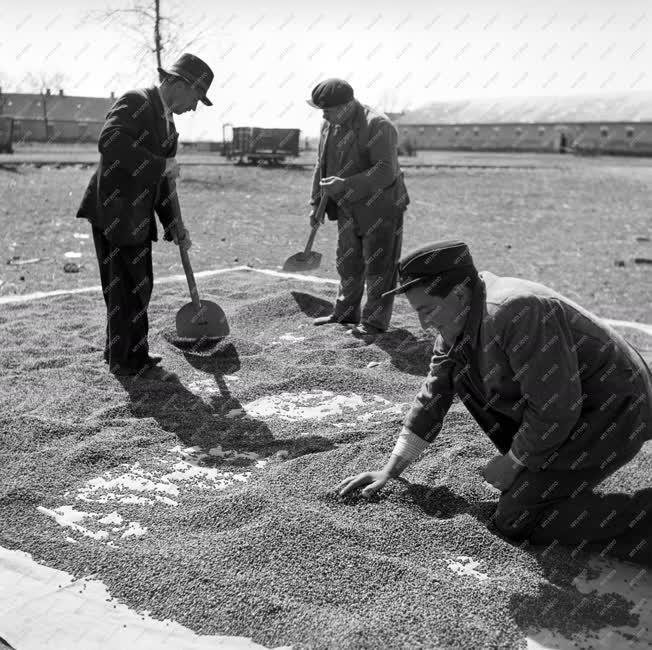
77,87,178,245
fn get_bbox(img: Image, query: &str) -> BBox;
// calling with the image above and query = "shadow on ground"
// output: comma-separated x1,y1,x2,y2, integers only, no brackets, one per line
290,291,433,376
404,480,642,639
404,482,497,520
373,328,433,376
116,343,336,463
291,291,333,319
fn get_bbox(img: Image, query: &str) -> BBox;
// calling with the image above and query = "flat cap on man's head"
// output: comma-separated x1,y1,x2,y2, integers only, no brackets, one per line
307,78,354,108
382,241,476,297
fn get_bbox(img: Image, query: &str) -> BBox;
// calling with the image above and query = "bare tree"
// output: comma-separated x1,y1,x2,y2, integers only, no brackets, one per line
0,68,13,91
23,71,67,94
23,72,68,139
84,0,212,70
377,87,405,115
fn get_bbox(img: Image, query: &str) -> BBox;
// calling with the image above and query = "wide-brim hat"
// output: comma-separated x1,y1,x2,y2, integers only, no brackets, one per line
158,53,214,106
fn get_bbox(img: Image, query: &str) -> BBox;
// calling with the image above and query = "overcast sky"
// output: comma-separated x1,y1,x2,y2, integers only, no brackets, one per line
2,0,650,138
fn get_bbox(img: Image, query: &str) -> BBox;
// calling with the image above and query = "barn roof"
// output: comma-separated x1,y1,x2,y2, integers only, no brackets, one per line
1,93,114,122
397,91,652,125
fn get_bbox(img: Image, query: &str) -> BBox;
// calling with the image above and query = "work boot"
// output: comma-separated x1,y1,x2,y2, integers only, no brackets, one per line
108,355,161,368
110,364,177,382
313,315,358,326
351,323,385,338
136,366,178,382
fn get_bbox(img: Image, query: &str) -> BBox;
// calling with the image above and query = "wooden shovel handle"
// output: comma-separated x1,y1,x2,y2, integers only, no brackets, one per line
168,176,202,312
304,193,328,256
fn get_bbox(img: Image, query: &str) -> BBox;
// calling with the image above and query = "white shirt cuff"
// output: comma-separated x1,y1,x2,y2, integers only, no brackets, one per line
508,449,525,466
391,427,431,464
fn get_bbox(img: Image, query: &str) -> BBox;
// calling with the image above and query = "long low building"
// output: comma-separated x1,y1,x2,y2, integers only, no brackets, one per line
0,89,114,144
395,91,652,155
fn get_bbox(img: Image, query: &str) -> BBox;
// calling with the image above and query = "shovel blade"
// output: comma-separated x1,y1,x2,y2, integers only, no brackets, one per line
175,300,230,340
282,251,322,272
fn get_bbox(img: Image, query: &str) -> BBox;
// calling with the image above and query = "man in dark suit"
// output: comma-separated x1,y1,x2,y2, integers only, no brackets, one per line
306,79,409,337
77,53,214,378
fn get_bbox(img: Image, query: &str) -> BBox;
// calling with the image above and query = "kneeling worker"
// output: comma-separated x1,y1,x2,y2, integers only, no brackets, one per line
338,241,652,565
77,53,214,377
306,78,409,337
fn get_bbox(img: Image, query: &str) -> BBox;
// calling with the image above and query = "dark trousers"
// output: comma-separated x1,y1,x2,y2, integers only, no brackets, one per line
494,447,652,565
332,212,403,331
92,226,153,369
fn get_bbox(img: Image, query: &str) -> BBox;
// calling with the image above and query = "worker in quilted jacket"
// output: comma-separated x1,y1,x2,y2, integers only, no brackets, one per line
338,240,652,566
307,79,409,337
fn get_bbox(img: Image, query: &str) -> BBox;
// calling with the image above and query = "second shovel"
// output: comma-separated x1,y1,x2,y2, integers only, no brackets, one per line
282,193,328,272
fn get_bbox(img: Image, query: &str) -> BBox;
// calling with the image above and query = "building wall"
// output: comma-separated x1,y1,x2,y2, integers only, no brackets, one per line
397,122,652,155
11,119,104,144
1,91,112,144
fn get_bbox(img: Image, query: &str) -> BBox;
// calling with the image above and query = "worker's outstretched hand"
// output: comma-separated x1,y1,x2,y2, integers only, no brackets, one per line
336,470,390,499
482,454,523,492
173,227,192,251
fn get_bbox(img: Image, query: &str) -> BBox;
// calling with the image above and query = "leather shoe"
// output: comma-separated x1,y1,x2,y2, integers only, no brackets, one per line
110,364,177,382
110,363,138,377
138,366,178,382
351,323,385,337
106,355,161,367
313,315,358,326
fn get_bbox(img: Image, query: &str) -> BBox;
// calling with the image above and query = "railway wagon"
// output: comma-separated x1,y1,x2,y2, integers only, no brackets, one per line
223,126,300,165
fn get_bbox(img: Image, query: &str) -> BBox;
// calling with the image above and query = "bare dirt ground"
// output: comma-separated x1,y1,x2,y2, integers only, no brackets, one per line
1,153,651,322
0,152,651,649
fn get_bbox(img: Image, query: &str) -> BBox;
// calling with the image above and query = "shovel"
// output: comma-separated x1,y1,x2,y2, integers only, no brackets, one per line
283,193,328,272
168,177,230,341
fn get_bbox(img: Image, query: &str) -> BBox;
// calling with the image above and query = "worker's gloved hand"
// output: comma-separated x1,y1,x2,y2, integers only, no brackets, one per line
308,206,324,228
482,454,523,492
336,470,390,499
164,157,180,180
319,176,346,197
173,227,192,251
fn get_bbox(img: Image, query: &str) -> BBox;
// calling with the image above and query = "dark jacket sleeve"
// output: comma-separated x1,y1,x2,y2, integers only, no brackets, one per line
403,335,456,442
155,131,179,241
98,91,166,187
341,118,399,202
498,297,582,470
310,160,321,206
156,177,178,241
310,123,327,206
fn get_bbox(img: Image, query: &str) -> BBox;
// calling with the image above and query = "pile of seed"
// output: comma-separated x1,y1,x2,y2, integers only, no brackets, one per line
5,424,639,649
0,271,647,649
